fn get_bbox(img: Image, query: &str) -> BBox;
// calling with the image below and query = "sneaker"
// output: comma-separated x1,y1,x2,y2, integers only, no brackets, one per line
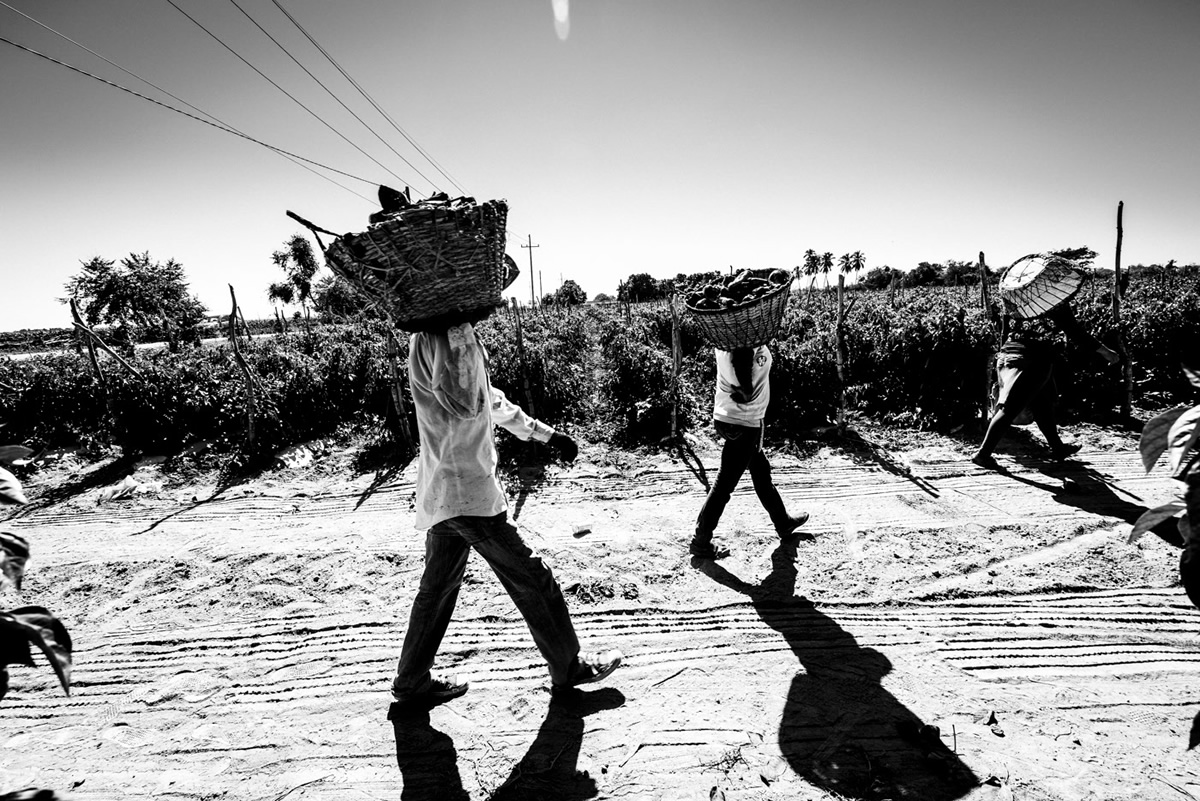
554,649,623,691
776,512,810,538
971,453,1000,471
1050,443,1082,461
391,674,468,708
689,539,731,560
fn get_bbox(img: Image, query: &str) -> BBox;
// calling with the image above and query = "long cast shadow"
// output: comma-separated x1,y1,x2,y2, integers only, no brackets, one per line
697,541,979,799
489,687,626,801
391,708,470,801
1014,457,1183,547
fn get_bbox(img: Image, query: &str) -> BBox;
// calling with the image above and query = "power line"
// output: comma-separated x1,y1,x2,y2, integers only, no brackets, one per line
0,2,373,204
269,0,468,197
0,34,377,192
162,0,414,189
224,0,441,194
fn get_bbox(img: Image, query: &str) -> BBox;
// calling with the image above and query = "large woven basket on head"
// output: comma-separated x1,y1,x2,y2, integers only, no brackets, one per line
684,269,794,350
287,198,510,331
999,253,1084,320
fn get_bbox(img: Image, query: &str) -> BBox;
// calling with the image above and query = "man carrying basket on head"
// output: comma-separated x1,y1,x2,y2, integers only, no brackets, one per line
391,317,622,710
690,344,811,560
972,253,1119,471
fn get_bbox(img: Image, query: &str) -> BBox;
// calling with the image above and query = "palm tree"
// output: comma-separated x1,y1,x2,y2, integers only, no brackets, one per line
803,249,821,292
849,251,866,281
820,252,834,289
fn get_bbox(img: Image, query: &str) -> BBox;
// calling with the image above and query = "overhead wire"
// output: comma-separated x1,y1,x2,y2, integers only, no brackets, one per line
224,0,442,195
161,0,416,190
0,34,377,195
268,0,468,197
0,1,374,204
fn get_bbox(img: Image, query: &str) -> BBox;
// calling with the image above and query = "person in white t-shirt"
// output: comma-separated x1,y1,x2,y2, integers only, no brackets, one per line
390,321,621,711
690,345,809,560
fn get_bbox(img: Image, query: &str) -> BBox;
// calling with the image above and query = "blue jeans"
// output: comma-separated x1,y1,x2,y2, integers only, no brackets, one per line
695,420,789,540
393,512,581,695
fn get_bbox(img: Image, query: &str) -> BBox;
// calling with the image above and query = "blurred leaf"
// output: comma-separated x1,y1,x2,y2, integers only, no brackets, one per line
0,532,30,591
1184,363,1200,390
1129,501,1186,544
1167,406,1200,479
0,606,72,696
0,446,33,465
1140,406,1188,473
0,468,27,506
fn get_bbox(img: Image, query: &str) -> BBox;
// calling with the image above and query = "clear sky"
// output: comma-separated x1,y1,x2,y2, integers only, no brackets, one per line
2,0,1198,330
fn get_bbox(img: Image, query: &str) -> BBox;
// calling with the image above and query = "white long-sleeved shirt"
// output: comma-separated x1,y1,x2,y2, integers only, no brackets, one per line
408,324,554,529
712,346,771,426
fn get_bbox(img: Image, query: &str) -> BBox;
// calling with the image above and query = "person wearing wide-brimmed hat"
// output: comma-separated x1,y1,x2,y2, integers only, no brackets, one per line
390,319,622,711
972,255,1119,470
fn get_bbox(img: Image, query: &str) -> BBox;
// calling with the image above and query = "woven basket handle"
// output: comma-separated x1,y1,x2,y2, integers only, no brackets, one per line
286,210,340,252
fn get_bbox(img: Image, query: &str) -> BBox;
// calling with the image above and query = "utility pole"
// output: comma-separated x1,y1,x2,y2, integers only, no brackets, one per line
521,235,540,306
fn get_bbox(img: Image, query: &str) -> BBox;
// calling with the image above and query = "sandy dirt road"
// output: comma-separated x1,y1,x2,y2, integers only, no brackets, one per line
0,426,1197,800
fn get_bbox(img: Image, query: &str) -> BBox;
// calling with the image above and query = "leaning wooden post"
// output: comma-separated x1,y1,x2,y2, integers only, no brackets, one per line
669,296,683,441
836,274,847,431
228,285,259,448
1114,200,1132,418
70,298,111,415
512,298,536,418
386,329,415,456
979,252,996,424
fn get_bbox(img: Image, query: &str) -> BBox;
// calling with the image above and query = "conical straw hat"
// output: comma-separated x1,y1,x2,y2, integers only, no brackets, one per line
999,253,1084,319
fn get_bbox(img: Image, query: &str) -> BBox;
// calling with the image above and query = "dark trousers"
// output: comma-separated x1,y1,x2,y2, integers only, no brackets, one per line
695,420,789,540
393,512,581,695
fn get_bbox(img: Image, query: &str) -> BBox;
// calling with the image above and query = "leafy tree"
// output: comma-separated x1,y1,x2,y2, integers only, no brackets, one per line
848,251,866,278
592,293,615,304
312,274,375,321
903,261,943,288
802,249,821,291
1049,246,1097,267
543,279,587,306
617,273,668,303
942,259,979,286
63,252,206,352
859,265,900,290
271,235,320,324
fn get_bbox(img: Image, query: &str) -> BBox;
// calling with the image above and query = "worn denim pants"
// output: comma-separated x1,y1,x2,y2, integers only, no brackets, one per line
393,512,581,695
695,420,789,540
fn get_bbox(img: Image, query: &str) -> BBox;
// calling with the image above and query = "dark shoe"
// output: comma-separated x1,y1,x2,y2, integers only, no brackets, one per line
776,512,810,538
972,453,1000,471
1050,443,1082,461
390,674,468,710
554,649,623,692
689,539,730,560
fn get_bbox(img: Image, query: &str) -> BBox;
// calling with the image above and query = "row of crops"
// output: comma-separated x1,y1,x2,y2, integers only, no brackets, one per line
0,272,1197,463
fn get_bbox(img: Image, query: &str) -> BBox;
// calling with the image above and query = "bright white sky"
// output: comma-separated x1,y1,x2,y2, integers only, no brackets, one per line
2,0,1198,330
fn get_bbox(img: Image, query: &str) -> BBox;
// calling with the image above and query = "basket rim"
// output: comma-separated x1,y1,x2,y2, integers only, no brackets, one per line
683,272,793,315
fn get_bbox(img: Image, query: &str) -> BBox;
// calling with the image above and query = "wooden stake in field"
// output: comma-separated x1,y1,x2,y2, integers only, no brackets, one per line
836,274,847,431
1114,201,1133,418
979,251,996,424
669,296,683,441
227,285,261,448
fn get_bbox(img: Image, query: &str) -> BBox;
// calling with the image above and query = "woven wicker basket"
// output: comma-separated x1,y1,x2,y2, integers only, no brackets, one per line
999,253,1083,320
289,199,509,331
684,269,794,350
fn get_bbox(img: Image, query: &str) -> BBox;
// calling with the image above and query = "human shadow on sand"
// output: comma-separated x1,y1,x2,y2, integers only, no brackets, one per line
696,541,979,800
391,707,470,801
1011,457,1183,546
489,686,626,801
390,687,624,801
